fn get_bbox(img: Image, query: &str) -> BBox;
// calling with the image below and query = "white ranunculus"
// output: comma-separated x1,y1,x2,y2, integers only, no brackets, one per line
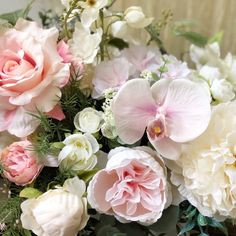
69,22,102,64
199,65,235,102
74,107,103,133
211,79,235,102
79,0,108,27
59,133,99,174
170,102,236,220
20,177,89,236
124,6,153,29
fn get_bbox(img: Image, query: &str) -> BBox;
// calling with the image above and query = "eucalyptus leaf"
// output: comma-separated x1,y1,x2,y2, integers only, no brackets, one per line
197,214,207,226
178,220,196,236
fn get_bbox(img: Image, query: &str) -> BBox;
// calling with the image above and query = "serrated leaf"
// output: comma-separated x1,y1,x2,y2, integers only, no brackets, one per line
0,0,35,25
197,214,207,226
20,187,42,199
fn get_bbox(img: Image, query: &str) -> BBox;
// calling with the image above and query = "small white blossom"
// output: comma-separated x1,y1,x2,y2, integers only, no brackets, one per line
74,107,103,134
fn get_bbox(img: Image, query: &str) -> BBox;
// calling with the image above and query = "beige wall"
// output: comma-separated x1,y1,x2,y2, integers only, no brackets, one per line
112,0,236,58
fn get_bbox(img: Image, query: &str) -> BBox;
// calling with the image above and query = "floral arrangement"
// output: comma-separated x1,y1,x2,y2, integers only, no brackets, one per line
0,0,235,235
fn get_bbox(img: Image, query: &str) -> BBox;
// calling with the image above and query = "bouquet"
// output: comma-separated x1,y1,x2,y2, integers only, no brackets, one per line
0,0,235,235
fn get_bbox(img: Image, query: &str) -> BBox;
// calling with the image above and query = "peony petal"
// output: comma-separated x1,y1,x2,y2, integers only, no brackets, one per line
112,79,156,144
162,79,211,142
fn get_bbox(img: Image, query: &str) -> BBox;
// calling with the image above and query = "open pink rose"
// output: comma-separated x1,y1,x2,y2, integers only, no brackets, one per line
112,79,211,160
0,19,70,137
87,146,168,225
0,140,42,186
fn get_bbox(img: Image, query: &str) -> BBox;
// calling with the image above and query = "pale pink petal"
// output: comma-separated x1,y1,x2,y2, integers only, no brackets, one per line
148,135,182,160
162,79,211,142
46,104,65,121
112,79,156,144
87,170,118,212
7,107,40,138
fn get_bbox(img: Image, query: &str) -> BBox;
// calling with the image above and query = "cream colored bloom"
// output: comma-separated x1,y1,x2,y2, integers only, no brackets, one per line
20,177,89,236
79,0,108,27
69,22,102,64
171,102,236,220
74,107,103,133
124,6,153,29
59,133,99,174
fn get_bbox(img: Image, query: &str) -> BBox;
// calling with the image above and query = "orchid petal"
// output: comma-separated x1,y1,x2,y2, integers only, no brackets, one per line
112,79,156,144
162,79,211,142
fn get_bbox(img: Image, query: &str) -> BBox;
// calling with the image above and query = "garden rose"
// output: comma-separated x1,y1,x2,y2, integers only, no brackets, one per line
74,107,103,133
0,19,70,137
87,146,168,225
0,140,42,186
21,177,89,236
59,133,99,174
170,102,236,220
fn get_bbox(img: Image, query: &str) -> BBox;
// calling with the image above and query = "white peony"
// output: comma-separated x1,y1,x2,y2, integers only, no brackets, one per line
69,22,102,64
170,102,236,220
74,107,103,133
20,177,89,236
58,133,99,174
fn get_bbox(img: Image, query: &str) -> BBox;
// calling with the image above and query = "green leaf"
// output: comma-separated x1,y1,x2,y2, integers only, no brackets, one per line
186,208,197,219
207,218,228,236
173,30,208,47
197,214,207,226
178,220,196,236
97,225,126,236
20,187,42,199
0,0,35,25
208,31,224,44
79,169,99,183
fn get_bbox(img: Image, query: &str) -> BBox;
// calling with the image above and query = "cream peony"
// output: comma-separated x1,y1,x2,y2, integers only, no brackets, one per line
59,133,99,174
74,107,103,133
21,177,89,236
170,102,236,220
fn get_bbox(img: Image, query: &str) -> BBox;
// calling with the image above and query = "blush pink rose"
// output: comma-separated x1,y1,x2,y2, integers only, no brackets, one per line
0,18,70,137
0,140,42,186
87,146,168,225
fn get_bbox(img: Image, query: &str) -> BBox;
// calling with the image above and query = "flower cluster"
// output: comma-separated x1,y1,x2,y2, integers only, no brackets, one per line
0,1,235,236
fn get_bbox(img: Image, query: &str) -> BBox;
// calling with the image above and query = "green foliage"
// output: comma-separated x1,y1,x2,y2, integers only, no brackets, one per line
178,201,228,236
19,187,42,199
0,0,35,25
173,20,208,47
208,31,224,44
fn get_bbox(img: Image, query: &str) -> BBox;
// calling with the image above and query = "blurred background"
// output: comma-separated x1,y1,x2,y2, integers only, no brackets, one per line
1,0,236,58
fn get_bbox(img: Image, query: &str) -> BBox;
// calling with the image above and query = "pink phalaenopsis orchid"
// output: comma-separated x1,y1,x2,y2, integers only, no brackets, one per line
112,78,211,159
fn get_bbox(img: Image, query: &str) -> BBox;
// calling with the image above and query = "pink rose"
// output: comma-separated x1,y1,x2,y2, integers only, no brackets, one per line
0,140,42,186
0,19,70,137
87,146,168,225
